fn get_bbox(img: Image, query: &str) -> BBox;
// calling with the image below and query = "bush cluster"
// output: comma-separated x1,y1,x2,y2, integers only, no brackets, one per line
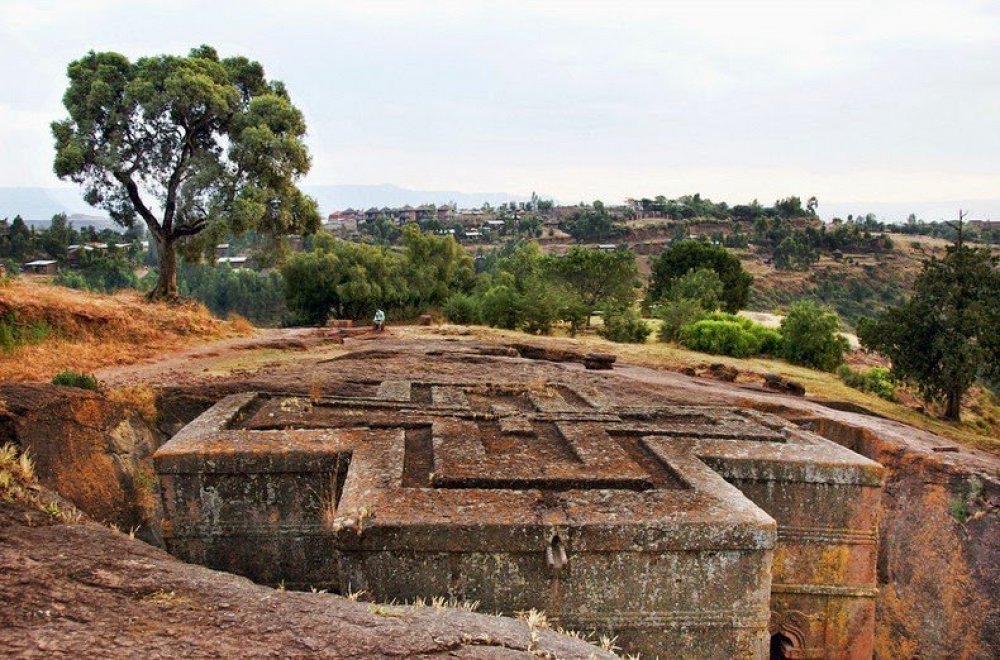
679,313,781,358
837,365,896,401
598,308,651,344
779,301,849,371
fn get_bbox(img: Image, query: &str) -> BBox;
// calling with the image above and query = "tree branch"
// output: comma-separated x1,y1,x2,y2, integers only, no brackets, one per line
162,130,194,234
113,172,162,236
173,219,207,238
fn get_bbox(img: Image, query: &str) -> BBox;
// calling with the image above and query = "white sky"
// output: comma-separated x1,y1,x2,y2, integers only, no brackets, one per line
1,0,998,209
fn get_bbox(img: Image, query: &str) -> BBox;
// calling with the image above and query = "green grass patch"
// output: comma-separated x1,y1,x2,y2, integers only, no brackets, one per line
52,370,100,390
0,312,52,352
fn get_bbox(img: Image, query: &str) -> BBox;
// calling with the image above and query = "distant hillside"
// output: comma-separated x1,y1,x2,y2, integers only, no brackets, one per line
302,184,531,214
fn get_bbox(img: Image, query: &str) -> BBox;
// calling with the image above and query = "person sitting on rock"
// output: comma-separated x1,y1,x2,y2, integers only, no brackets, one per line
373,308,386,332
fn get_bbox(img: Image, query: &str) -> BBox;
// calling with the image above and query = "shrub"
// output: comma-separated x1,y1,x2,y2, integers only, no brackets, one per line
478,285,522,330
837,365,897,401
680,313,781,357
52,370,99,390
657,298,708,342
0,313,52,352
780,301,849,371
599,307,651,343
443,293,480,325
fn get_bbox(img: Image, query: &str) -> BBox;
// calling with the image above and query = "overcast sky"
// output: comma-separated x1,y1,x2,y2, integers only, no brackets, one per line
1,0,998,214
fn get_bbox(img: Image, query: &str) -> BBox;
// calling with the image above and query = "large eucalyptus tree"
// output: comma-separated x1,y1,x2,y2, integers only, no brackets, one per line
52,45,319,300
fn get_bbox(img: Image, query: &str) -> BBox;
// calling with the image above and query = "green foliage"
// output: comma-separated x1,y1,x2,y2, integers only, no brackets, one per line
52,46,320,298
773,235,818,271
0,313,52,352
561,201,622,241
400,225,475,309
280,229,471,325
55,254,139,293
657,298,709,342
443,293,480,325
666,268,723,311
779,301,848,371
648,240,752,312
478,283,522,330
598,307,651,344
281,241,407,325
858,234,999,420
177,263,285,326
837,365,897,401
547,246,639,311
52,370,99,390
680,313,781,358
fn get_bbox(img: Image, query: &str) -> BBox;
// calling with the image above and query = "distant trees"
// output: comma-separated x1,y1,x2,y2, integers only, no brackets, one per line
648,240,753,312
562,201,622,241
281,230,473,325
548,246,639,315
55,253,139,293
177,263,286,326
441,243,642,337
858,221,999,420
52,45,319,299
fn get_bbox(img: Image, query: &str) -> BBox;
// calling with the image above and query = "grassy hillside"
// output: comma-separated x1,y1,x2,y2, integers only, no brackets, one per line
743,239,924,329
0,279,252,381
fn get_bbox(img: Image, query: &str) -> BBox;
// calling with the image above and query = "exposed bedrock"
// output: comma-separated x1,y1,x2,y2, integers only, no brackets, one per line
796,416,998,659
0,498,610,658
0,383,159,535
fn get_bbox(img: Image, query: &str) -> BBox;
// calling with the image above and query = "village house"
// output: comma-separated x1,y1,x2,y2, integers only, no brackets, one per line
22,259,58,275
216,256,252,270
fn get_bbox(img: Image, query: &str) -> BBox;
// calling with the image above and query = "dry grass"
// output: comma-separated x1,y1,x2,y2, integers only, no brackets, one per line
404,324,999,454
0,443,84,523
105,384,158,423
0,279,252,381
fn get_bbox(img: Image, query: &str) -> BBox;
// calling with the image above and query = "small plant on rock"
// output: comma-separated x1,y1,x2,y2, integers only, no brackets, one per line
52,370,100,391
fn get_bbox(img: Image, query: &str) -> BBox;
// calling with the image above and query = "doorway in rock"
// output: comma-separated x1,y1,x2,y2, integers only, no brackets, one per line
770,632,794,659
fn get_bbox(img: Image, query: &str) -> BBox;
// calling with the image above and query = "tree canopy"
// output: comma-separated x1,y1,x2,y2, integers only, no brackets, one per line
548,246,639,311
647,240,753,312
858,228,999,420
52,45,319,299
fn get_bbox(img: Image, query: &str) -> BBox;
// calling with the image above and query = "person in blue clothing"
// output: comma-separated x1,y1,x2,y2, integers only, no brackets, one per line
373,308,386,332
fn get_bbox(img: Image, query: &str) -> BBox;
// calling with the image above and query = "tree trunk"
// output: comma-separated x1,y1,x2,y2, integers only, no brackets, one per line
148,235,179,301
944,390,962,422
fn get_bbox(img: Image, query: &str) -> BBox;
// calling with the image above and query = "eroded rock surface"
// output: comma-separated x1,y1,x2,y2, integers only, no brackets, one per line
0,499,611,658
0,383,158,531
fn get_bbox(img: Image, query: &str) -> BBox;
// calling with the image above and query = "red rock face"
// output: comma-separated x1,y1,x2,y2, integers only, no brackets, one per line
155,380,883,658
0,383,158,529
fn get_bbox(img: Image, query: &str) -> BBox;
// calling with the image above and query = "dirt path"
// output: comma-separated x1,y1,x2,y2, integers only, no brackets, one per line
95,327,349,388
